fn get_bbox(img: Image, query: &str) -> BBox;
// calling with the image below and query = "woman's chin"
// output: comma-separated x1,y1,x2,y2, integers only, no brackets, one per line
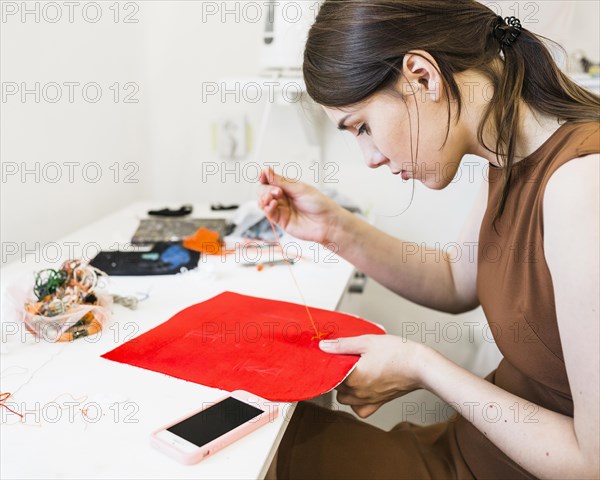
422,177,451,191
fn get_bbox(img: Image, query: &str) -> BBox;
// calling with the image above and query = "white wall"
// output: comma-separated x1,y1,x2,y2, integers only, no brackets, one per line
138,2,322,207
3,1,598,259
117,0,600,224
1,1,149,266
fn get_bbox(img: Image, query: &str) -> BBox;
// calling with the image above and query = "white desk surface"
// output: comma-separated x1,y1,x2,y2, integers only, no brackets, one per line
0,202,355,480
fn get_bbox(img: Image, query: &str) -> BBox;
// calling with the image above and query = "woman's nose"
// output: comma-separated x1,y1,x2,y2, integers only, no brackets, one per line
357,138,388,169
366,153,389,169
367,158,384,169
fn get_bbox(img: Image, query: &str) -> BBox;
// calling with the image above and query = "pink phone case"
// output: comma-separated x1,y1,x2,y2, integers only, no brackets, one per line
150,390,278,465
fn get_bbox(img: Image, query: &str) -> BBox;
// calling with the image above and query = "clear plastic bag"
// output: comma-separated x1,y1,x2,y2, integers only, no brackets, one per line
23,295,112,342
3,269,113,343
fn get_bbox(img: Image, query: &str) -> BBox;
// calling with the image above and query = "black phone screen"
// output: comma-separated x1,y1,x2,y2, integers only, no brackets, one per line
167,397,264,448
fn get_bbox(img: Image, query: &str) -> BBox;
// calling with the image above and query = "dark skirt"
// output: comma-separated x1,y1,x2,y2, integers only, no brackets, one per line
277,401,475,480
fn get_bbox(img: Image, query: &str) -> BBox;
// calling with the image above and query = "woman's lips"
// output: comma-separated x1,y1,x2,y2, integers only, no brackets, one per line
390,168,411,180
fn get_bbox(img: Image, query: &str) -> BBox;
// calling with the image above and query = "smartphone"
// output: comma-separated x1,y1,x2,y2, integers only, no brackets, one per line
150,390,278,465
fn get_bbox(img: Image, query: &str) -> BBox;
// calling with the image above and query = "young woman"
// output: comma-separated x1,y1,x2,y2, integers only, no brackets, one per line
259,1,599,478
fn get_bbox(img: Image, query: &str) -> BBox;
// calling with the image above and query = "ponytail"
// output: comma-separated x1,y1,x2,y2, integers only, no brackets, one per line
482,22,600,223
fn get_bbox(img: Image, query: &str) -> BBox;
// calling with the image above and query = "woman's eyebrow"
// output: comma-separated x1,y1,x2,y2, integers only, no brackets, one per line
337,114,353,131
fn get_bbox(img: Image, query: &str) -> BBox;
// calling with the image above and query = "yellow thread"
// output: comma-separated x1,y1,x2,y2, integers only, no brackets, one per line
255,95,326,340
264,211,326,340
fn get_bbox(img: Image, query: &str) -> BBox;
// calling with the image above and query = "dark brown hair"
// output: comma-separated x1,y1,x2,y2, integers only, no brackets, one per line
303,0,600,223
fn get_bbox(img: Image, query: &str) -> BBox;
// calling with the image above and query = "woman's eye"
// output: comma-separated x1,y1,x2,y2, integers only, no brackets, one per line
357,124,369,137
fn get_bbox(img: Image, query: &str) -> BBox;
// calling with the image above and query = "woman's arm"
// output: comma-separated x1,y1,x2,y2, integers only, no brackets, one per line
321,155,600,479
428,154,599,479
422,350,597,480
322,333,597,479
325,179,488,314
260,169,487,314
324,328,596,480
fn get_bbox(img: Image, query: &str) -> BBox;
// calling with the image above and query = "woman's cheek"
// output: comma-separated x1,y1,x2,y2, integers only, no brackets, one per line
377,141,405,167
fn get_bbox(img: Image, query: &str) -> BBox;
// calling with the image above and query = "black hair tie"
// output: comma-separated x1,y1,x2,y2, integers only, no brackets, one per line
493,15,522,48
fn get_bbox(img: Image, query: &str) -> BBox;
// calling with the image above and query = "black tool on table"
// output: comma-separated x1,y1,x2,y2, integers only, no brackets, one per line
148,204,194,217
210,203,239,211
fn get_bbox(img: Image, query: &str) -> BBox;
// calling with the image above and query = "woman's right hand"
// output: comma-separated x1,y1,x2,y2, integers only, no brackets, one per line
257,168,345,245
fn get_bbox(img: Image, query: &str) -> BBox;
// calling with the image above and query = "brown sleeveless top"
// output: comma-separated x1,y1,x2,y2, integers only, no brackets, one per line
455,121,600,479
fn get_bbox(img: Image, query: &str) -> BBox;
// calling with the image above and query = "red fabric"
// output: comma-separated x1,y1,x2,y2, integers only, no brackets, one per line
101,292,385,401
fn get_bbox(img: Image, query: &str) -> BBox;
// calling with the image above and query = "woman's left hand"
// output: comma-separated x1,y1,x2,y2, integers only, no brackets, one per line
319,334,428,418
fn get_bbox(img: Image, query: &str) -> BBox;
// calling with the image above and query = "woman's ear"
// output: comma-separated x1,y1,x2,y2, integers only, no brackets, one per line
400,50,443,103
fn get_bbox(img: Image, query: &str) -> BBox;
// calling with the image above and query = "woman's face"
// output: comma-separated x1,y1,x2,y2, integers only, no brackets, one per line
323,72,468,190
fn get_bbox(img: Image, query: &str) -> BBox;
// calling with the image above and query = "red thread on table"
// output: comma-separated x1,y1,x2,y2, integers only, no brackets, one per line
264,211,327,340
0,392,23,419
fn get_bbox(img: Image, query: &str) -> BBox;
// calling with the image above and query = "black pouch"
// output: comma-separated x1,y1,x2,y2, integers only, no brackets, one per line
89,242,200,276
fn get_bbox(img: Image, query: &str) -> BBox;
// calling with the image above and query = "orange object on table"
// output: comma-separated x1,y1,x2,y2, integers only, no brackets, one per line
183,227,223,255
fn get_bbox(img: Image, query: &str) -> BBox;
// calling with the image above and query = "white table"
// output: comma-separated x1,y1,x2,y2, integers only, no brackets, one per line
0,202,355,479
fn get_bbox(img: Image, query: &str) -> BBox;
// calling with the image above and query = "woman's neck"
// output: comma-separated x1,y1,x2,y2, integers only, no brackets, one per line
456,70,562,167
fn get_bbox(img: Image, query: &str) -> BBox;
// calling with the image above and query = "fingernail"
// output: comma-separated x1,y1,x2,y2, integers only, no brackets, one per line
319,340,338,350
